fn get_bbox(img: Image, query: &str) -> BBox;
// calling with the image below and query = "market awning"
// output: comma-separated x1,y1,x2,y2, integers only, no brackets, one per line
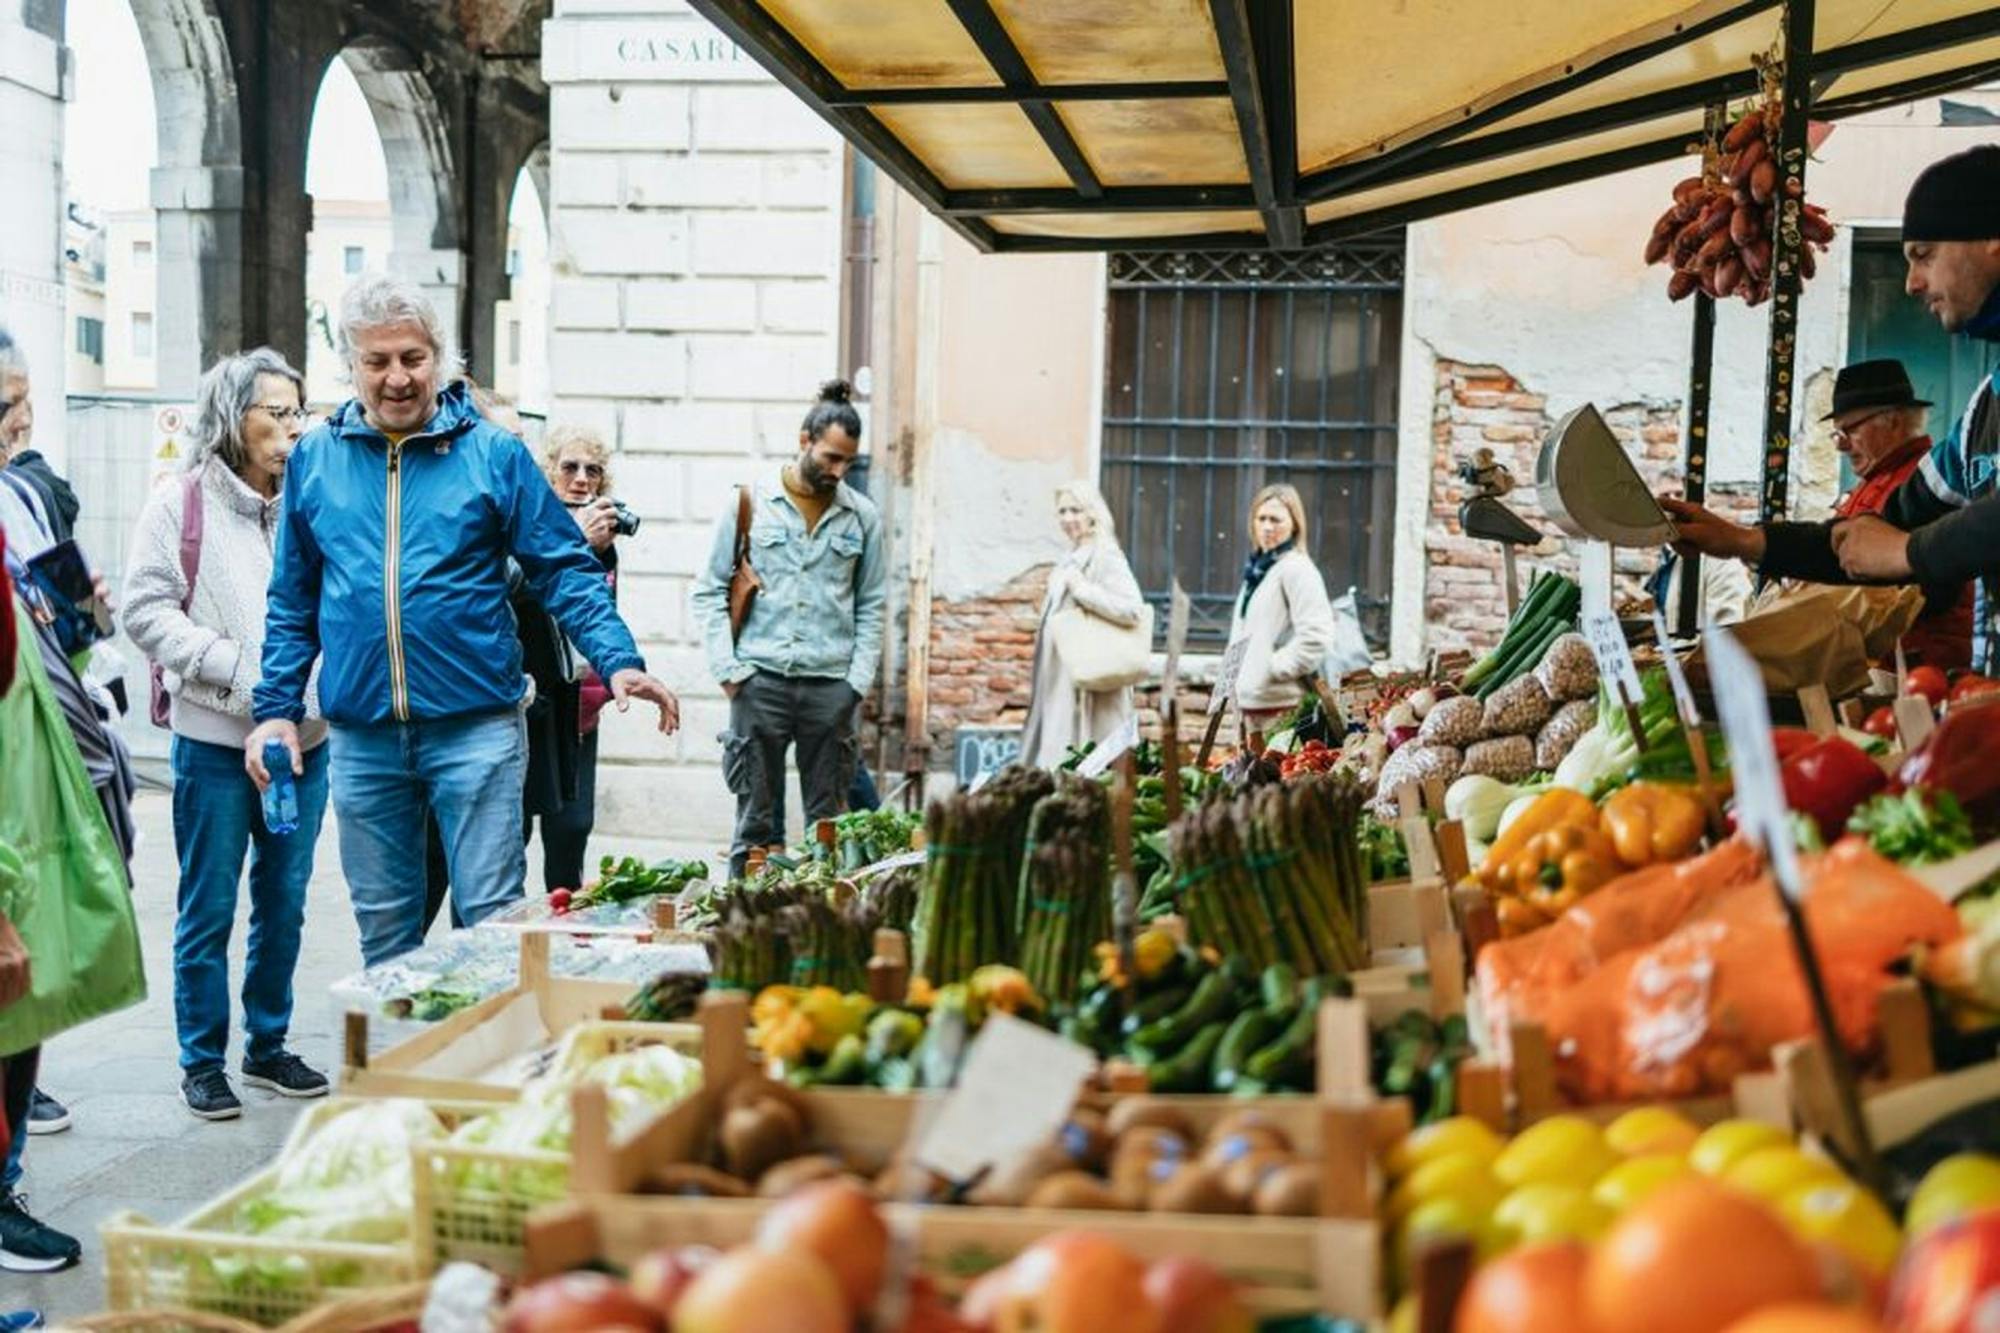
686,0,2000,252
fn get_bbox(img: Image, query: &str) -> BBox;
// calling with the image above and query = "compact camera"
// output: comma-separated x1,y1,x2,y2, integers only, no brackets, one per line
608,500,642,537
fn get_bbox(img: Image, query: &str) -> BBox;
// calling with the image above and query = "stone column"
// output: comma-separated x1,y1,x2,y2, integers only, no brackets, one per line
542,0,843,848
0,2,71,460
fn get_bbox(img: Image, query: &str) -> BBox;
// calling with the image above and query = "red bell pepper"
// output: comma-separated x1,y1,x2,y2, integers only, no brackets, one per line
1898,696,2000,838
1770,727,1820,764
1781,735,1887,842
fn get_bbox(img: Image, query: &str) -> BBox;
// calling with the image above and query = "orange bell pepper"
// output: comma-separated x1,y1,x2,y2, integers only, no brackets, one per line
1599,781,1706,869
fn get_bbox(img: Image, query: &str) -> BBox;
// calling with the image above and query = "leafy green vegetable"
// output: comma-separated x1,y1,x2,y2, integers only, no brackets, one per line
1358,814,1409,883
1847,787,1974,866
234,1099,447,1244
577,855,709,908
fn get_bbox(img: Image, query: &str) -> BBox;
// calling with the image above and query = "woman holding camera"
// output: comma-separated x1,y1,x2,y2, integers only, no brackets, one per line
521,425,624,892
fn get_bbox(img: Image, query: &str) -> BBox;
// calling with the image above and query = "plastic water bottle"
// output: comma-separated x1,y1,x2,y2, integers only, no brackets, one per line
261,739,299,835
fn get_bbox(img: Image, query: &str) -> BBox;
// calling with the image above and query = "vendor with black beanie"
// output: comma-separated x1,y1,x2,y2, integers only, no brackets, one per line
1664,143,2000,671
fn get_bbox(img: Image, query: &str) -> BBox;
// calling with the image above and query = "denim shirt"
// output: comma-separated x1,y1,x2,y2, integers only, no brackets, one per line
691,475,888,696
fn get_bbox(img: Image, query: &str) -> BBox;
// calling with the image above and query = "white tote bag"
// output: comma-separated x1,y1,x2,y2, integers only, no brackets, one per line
1048,602,1155,691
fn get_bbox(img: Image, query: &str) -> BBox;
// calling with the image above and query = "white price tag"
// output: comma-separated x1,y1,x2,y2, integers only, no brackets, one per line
1584,609,1644,703
1579,541,1615,619
915,1013,1098,1183
857,849,927,878
1161,581,1192,704
1208,640,1249,717
1076,715,1141,779
1650,611,1702,728
1703,627,1803,900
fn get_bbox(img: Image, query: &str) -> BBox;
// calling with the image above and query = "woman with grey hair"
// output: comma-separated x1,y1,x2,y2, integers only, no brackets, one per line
1019,480,1146,769
122,347,332,1122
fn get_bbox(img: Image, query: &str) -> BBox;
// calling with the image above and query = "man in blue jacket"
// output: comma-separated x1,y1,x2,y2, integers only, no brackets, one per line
1666,144,2000,669
246,275,678,965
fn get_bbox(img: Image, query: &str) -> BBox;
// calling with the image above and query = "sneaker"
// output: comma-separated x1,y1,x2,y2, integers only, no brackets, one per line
0,1311,45,1330
240,1052,329,1099
0,1192,79,1273
180,1068,242,1121
24,1091,67,1136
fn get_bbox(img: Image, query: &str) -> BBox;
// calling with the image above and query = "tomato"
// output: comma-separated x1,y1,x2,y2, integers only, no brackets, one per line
1948,674,2000,706
1905,664,1948,706
1862,705,1899,740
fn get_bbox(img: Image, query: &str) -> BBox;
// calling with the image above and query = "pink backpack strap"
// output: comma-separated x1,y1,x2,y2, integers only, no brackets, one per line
177,467,204,609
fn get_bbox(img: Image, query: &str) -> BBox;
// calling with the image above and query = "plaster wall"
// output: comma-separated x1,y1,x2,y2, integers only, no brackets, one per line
1,9,72,465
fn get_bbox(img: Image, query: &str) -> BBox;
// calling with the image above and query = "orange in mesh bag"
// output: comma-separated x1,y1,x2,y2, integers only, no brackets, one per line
1536,840,1962,1102
1476,839,1764,1039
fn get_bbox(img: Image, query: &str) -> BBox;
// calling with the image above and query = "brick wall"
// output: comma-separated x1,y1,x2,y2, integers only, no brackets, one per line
1424,359,1759,654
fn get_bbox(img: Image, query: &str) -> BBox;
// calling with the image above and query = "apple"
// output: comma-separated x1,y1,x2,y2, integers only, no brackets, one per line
975,1231,1163,1333
1143,1256,1253,1333
627,1245,714,1320
672,1247,846,1333
754,1178,888,1314
503,1272,661,1333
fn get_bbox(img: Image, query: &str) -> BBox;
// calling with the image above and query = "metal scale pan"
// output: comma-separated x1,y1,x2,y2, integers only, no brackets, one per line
1534,403,1676,547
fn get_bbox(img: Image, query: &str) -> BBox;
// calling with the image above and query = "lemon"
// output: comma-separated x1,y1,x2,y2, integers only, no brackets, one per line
1688,1119,1791,1177
1723,1145,1844,1203
1397,1195,1499,1284
1388,1295,1417,1333
1604,1106,1702,1157
1491,1182,1616,1247
1781,1180,1904,1279
1907,1154,2000,1237
1493,1115,1620,1190
1593,1153,1693,1211
1387,1116,1505,1179
1387,1151,1505,1225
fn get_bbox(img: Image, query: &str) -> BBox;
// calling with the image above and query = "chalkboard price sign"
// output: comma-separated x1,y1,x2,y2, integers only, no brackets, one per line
955,727,1022,789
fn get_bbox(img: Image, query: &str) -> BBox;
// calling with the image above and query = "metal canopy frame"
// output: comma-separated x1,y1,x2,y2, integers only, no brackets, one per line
688,0,2000,253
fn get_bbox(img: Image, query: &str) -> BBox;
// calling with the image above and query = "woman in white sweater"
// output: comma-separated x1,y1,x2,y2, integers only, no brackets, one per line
121,348,331,1121
1020,482,1146,769
1228,483,1335,738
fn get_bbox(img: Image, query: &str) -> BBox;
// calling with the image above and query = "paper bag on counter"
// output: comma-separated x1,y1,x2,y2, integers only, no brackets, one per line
1686,583,1923,697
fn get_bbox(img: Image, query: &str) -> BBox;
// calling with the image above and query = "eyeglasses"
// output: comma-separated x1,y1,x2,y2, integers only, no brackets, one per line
252,404,311,424
1832,409,1893,442
559,460,605,479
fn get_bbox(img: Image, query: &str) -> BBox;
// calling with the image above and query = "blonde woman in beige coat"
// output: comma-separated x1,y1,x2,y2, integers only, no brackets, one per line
1229,483,1335,738
1020,482,1146,769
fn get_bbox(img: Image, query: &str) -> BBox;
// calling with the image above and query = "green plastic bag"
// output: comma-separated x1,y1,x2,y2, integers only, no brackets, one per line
0,601,145,1056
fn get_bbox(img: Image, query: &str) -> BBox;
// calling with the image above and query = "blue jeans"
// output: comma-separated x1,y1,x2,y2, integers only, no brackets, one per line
330,710,528,966
171,735,331,1074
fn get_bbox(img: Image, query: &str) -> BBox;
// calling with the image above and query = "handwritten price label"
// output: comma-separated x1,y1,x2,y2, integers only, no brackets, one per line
916,1014,1097,1183
1705,627,1803,900
1583,609,1644,703
1076,715,1141,779
1650,610,1702,728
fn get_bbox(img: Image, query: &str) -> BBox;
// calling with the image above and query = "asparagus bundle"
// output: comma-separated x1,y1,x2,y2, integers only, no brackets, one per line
862,865,921,936
909,766,1054,984
772,898,875,992
1167,771,1370,976
705,872,883,992
1017,777,1114,1006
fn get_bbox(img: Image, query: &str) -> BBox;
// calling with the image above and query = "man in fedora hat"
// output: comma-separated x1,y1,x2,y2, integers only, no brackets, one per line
1664,143,1999,671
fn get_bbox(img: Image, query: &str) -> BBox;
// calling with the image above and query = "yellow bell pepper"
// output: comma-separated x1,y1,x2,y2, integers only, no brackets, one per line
798,986,872,1055
1599,782,1706,868
1478,787,1599,894
1507,823,1622,919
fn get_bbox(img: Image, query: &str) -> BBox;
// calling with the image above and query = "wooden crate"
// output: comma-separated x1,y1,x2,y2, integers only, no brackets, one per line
339,933,681,1102
409,1018,724,1275
100,1099,495,1327
1464,978,1943,1135
538,992,1400,1324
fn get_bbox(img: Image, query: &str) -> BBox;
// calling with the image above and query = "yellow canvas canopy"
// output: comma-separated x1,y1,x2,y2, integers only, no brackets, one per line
687,0,2000,251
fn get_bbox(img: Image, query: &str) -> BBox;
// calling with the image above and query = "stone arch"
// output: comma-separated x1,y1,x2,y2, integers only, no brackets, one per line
123,0,245,394
335,34,464,359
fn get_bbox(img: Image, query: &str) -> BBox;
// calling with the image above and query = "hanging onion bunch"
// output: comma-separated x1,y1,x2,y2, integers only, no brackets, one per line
1643,59,1833,306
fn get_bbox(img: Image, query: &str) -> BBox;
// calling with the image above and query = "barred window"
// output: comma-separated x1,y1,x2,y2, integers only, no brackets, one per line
1101,240,1404,648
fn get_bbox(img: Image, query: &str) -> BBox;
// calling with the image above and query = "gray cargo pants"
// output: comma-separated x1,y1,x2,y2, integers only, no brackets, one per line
722,672,860,877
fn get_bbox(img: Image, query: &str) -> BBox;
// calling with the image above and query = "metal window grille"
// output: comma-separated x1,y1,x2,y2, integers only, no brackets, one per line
1101,238,1405,648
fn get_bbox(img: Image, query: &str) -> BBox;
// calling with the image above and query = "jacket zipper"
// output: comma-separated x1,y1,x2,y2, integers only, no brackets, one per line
384,439,410,721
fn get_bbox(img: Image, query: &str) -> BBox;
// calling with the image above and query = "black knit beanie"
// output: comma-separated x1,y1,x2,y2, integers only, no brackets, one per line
1903,144,2000,242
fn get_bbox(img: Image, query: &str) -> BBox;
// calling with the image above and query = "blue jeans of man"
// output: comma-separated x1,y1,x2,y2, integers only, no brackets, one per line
330,709,528,966
171,735,331,1074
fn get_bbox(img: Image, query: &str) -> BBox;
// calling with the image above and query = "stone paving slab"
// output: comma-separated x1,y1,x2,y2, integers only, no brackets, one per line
5,785,720,1321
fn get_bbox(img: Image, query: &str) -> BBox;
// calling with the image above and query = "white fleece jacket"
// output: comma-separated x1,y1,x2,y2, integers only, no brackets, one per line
121,459,326,750
1228,548,1336,712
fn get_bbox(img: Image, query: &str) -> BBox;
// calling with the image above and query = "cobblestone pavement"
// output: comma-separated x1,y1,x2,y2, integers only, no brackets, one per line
5,784,712,1321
